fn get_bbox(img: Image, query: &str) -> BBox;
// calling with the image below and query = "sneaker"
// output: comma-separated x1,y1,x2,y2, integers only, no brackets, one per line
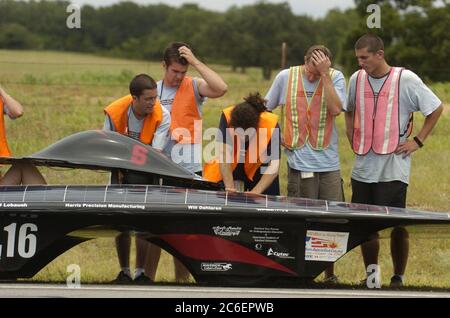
133,273,153,285
323,275,339,285
390,275,403,288
112,271,133,284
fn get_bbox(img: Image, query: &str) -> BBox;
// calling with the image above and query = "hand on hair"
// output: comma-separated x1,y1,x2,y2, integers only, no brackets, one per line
311,50,331,76
178,46,200,67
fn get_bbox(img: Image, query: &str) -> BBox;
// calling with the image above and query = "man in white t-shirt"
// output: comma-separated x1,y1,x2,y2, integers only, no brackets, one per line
345,34,443,287
265,45,346,284
158,42,228,175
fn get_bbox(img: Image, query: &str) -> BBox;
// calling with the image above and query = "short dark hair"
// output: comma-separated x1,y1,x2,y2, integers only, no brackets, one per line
305,45,332,62
355,34,384,52
163,42,191,66
230,93,267,130
129,74,157,97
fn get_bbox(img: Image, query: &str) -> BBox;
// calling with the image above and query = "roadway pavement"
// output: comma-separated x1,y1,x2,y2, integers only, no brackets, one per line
0,283,449,298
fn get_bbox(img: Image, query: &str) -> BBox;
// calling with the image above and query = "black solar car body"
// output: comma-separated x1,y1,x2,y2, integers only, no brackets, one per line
0,130,448,286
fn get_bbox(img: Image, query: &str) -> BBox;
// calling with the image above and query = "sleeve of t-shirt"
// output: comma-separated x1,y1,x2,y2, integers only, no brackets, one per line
265,69,289,111
345,72,359,113
192,78,206,115
103,115,115,131
151,107,171,151
401,70,442,116
332,70,347,111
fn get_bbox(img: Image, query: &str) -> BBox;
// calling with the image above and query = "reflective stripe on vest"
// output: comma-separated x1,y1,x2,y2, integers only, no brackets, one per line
284,66,334,150
170,76,202,144
0,98,11,157
352,67,403,155
203,106,278,183
104,95,163,145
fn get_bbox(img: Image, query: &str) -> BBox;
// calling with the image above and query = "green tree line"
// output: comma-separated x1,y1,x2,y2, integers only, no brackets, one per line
0,0,448,81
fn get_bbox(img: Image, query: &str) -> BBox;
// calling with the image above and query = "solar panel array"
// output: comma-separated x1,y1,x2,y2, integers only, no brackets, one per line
0,185,446,219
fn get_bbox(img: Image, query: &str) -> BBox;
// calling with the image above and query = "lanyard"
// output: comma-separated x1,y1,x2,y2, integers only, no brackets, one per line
159,80,164,100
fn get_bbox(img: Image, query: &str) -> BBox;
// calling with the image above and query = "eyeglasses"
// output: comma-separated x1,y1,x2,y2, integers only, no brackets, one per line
143,96,157,103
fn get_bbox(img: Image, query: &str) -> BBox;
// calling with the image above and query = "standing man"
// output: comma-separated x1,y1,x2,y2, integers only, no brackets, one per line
345,34,443,287
0,84,24,157
0,84,46,185
104,74,171,284
265,45,346,284
158,42,228,174
145,42,228,283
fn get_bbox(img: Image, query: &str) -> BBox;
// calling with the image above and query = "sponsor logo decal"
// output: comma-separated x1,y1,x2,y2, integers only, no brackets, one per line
2,203,28,208
266,247,295,259
305,230,349,262
212,226,241,237
201,263,233,272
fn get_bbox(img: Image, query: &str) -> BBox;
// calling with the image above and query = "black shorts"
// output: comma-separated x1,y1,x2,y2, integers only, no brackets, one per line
351,179,408,208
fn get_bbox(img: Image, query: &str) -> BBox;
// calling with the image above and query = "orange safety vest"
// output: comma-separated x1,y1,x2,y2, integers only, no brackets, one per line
169,76,202,144
0,98,11,157
352,67,408,155
203,106,279,182
283,66,335,150
104,95,163,145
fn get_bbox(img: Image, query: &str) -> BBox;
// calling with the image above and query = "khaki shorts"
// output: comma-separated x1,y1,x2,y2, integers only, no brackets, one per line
287,167,344,201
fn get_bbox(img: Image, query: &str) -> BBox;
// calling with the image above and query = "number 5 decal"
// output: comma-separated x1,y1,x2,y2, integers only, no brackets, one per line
130,145,149,166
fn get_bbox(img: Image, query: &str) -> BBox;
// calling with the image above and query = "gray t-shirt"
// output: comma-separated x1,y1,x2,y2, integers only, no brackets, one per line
265,68,347,172
346,69,442,184
103,105,171,151
157,78,206,173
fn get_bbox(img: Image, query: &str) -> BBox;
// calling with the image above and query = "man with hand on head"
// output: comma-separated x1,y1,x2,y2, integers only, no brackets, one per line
265,45,347,284
145,42,228,283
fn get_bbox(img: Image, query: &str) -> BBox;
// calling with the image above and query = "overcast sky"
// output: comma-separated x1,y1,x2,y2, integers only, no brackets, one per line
71,0,355,18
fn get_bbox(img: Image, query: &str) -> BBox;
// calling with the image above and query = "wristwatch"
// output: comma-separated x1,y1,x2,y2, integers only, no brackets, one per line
413,136,424,148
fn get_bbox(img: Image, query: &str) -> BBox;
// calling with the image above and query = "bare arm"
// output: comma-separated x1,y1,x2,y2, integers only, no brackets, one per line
0,85,24,119
312,51,342,116
395,104,443,157
178,46,228,98
345,110,354,146
249,159,280,195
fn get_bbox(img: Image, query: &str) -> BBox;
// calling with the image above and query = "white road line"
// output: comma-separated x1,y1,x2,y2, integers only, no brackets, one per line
0,284,448,298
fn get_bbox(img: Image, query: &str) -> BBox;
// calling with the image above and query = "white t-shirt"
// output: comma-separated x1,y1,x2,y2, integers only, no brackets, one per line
346,69,442,184
157,78,205,173
265,68,347,172
2,99,10,117
103,105,171,151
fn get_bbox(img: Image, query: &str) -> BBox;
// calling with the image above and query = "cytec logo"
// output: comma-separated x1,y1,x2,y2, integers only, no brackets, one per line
267,248,290,258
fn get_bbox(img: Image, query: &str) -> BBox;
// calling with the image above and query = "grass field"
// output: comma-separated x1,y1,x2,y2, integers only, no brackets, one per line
0,50,449,287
